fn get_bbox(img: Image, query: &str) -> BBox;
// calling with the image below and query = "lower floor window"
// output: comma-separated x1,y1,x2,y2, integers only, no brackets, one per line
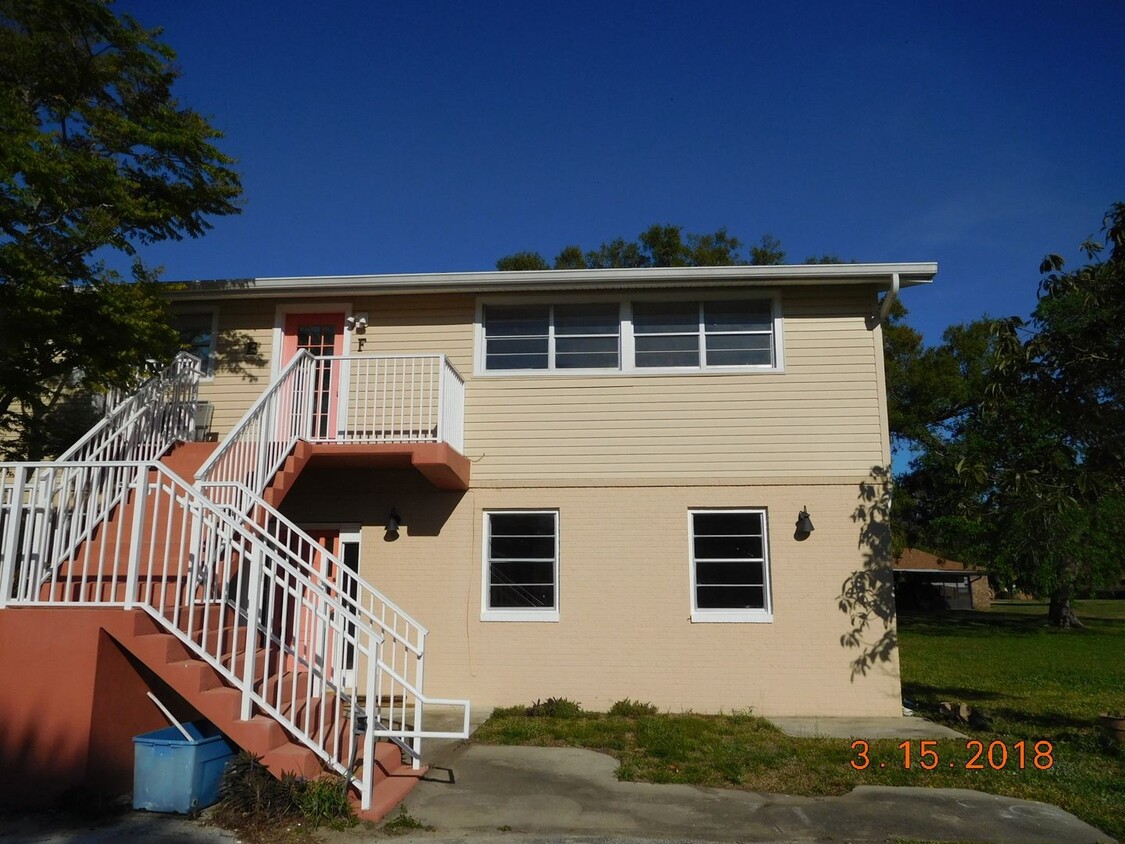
690,509,772,622
483,510,559,621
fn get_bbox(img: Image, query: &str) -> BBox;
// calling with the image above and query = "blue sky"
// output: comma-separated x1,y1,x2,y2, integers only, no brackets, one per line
116,0,1123,346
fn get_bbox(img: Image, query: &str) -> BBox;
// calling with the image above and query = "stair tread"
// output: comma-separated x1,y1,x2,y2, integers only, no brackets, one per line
37,427,430,824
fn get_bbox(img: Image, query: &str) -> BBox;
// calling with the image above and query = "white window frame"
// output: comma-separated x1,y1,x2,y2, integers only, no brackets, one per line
481,509,560,622
688,508,773,623
172,308,219,380
478,302,622,373
475,291,784,376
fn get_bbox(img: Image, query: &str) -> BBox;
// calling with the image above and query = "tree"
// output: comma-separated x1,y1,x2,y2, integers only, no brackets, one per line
0,0,242,458
895,203,1125,626
495,251,549,271
883,303,997,457
496,224,786,270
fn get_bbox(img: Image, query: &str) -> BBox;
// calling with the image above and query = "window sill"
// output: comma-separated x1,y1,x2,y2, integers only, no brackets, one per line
474,365,784,378
690,610,773,623
481,609,560,623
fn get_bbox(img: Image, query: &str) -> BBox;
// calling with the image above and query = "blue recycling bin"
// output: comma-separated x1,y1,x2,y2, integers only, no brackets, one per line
133,721,236,814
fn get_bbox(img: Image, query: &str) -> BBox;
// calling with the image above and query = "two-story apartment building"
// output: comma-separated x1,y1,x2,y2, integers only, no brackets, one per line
167,262,934,718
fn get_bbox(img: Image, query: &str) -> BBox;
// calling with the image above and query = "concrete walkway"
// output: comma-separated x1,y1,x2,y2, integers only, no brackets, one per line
1,714,1114,843
765,714,966,739
390,742,1113,844
382,713,1112,842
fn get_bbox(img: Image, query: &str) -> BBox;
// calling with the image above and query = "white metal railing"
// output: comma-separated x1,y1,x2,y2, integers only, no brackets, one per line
332,354,464,449
33,353,201,583
0,460,441,811
200,480,471,762
195,351,316,505
195,352,465,500
59,352,201,463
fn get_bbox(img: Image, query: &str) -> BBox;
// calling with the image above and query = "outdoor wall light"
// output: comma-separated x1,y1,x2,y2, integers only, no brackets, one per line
385,508,401,538
795,507,815,535
244,339,259,356
345,314,368,332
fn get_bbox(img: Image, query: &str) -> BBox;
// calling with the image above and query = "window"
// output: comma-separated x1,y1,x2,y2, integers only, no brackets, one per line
483,304,620,371
689,509,772,622
483,511,559,621
172,312,217,377
632,301,700,367
480,295,778,374
554,304,620,368
634,300,774,368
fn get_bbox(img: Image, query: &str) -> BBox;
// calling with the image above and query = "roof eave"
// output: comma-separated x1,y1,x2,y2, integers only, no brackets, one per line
162,262,937,300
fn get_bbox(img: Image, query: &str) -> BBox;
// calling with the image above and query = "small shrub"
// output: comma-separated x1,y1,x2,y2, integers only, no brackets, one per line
609,698,659,717
293,775,356,830
217,751,300,821
526,697,583,718
215,752,355,835
383,805,432,834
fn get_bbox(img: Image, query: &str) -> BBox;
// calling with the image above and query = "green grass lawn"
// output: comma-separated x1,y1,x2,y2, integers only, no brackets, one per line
472,600,1125,840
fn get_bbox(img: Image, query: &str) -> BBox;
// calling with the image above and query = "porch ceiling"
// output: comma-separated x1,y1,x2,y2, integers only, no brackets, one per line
306,442,470,491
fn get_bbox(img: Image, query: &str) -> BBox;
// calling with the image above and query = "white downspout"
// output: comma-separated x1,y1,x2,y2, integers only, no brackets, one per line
877,272,901,324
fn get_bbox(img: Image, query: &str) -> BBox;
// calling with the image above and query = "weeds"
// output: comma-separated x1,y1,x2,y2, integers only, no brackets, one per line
525,697,583,718
609,698,659,717
292,776,356,830
382,805,432,834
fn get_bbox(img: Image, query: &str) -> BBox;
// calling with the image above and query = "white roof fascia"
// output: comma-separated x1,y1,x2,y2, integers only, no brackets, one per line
162,262,937,301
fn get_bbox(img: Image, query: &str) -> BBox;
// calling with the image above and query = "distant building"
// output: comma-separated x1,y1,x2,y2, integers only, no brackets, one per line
893,548,991,611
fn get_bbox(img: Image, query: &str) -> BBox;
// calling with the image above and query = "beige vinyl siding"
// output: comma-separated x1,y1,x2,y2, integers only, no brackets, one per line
187,294,476,437
180,299,275,435
185,286,889,481
353,294,474,372
467,287,886,481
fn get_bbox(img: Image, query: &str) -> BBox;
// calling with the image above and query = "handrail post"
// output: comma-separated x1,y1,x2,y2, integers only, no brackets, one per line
302,356,316,441
124,464,148,610
435,355,446,445
362,634,378,812
240,544,264,720
0,467,28,608
255,398,272,493
411,630,426,768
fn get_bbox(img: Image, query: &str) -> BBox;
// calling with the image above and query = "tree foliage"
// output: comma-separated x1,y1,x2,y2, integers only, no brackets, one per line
894,203,1125,625
497,224,786,270
884,301,996,456
0,0,241,458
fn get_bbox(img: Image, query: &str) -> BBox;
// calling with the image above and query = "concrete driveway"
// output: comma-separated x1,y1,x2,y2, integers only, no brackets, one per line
389,741,1114,844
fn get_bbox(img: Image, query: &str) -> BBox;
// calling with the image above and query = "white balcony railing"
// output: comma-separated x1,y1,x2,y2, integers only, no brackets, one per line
196,353,465,500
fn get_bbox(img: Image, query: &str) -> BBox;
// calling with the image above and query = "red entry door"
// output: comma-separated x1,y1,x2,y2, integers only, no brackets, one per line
283,313,345,439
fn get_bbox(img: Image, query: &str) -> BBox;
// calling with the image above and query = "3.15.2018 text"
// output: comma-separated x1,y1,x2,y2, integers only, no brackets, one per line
850,739,1055,771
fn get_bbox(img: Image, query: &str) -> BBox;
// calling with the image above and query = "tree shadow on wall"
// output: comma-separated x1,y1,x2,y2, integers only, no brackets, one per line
838,465,898,680
214,330,266,382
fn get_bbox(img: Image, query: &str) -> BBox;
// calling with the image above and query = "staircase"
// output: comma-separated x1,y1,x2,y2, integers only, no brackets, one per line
0,353,469,819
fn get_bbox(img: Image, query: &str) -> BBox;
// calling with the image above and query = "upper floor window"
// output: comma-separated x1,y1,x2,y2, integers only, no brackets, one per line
633,300,774,368
483,304,620,371
172,311,217,377
480,295,779,374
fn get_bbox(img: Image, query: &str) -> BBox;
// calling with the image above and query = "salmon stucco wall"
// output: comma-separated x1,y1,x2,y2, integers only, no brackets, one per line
0,609,200,809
